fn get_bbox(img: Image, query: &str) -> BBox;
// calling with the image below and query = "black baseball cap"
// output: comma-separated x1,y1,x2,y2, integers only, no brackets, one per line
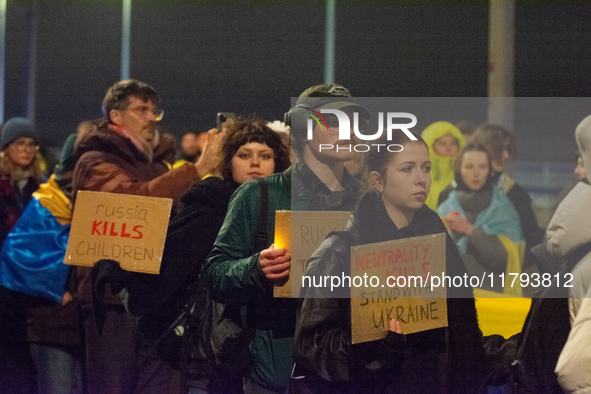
295,84,370,120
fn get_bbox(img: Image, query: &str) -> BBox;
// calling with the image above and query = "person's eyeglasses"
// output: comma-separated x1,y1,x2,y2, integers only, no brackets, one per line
12,139,38,151
128,106,164,122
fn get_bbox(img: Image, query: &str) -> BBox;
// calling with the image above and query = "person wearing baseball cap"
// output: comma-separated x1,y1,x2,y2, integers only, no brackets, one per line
206,83,364,393
295,83,370,116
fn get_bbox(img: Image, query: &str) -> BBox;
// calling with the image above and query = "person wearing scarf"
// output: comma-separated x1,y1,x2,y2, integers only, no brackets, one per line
438,142,528,340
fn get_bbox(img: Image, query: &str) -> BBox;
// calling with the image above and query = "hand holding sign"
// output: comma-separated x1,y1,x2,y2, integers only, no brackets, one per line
259,244,291,285
350,233,448,344
389,319,402,334
273,211,351,298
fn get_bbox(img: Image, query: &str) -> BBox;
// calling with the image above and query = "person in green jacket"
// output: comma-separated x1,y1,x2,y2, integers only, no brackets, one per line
205,84,365,393
421,121,465,210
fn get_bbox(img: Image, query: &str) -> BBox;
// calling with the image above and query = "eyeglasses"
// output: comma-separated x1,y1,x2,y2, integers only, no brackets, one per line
127,105,164,122
12,139,38,151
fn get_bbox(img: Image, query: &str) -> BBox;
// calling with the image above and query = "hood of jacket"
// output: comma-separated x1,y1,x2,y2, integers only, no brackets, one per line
576,115,591,184
421,121,466,152
348,190,447,245
547,181,591,260
421,122,466,209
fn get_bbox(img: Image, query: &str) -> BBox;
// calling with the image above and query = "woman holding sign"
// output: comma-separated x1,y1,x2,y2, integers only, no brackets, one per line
294,130,484,393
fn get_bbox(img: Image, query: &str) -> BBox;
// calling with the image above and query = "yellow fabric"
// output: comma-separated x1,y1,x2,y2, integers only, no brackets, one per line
172,159,190,169
421,122,466,210
498,234,525,297
473,235,527,338
474,289,531,338
32,174,72,225
38,155,47,174
497,173,515,195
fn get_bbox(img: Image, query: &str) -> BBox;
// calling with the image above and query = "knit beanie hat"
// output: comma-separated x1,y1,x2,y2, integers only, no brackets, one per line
54,133,78,176
1,117,38,150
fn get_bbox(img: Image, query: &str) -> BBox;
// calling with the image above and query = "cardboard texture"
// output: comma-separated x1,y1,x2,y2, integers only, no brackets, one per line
350,233,448,344
64,191,172,274
273,211,351,298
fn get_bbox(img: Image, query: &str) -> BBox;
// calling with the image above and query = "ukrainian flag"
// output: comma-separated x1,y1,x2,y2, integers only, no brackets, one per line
0,175,72,302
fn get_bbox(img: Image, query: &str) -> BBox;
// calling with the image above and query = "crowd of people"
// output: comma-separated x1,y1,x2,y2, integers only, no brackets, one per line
0,79,589,394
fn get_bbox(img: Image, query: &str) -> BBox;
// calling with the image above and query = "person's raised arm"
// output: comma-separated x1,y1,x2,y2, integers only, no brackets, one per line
194,128,224,179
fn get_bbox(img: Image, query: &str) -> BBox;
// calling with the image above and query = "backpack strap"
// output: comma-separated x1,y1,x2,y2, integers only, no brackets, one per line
254,178,269,252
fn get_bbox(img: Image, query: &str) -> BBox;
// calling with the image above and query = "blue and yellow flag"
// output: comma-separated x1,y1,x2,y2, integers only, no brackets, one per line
0,175,72,302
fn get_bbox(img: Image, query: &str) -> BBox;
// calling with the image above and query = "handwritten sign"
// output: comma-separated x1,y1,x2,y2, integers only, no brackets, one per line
274,210,350,298
350,233,448,344
64,191,172,274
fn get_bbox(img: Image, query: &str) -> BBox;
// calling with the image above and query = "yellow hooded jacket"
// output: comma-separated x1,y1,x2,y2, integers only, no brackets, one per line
421,122,466,210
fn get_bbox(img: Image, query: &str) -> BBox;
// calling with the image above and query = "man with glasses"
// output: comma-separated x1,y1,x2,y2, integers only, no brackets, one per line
72,79,221,394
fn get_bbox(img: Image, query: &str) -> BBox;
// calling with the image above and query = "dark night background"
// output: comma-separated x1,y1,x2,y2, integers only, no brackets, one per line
4,1,591,162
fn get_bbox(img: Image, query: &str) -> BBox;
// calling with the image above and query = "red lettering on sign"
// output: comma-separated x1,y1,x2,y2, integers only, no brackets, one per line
91,221,102,235
121,223,131,238
132,225,143,239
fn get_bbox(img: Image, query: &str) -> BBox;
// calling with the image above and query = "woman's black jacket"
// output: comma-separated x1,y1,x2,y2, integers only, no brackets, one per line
294,191,485,393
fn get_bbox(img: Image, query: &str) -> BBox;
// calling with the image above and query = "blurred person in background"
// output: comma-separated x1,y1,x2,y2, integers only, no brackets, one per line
420,121,465,210
546,115,591,320
469,124,543,275
554,114,591,393
175,130,208,167
574,150,587,182
455,119,477,138
438,142,529,360
550,150,589,212
0,132,83,394
0,116,44,393
0,117,44,244
438,142,524,294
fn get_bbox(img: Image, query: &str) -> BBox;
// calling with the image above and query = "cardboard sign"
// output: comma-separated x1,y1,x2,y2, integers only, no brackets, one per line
64,191,172,274
273,210,350,298
350,233,448,344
